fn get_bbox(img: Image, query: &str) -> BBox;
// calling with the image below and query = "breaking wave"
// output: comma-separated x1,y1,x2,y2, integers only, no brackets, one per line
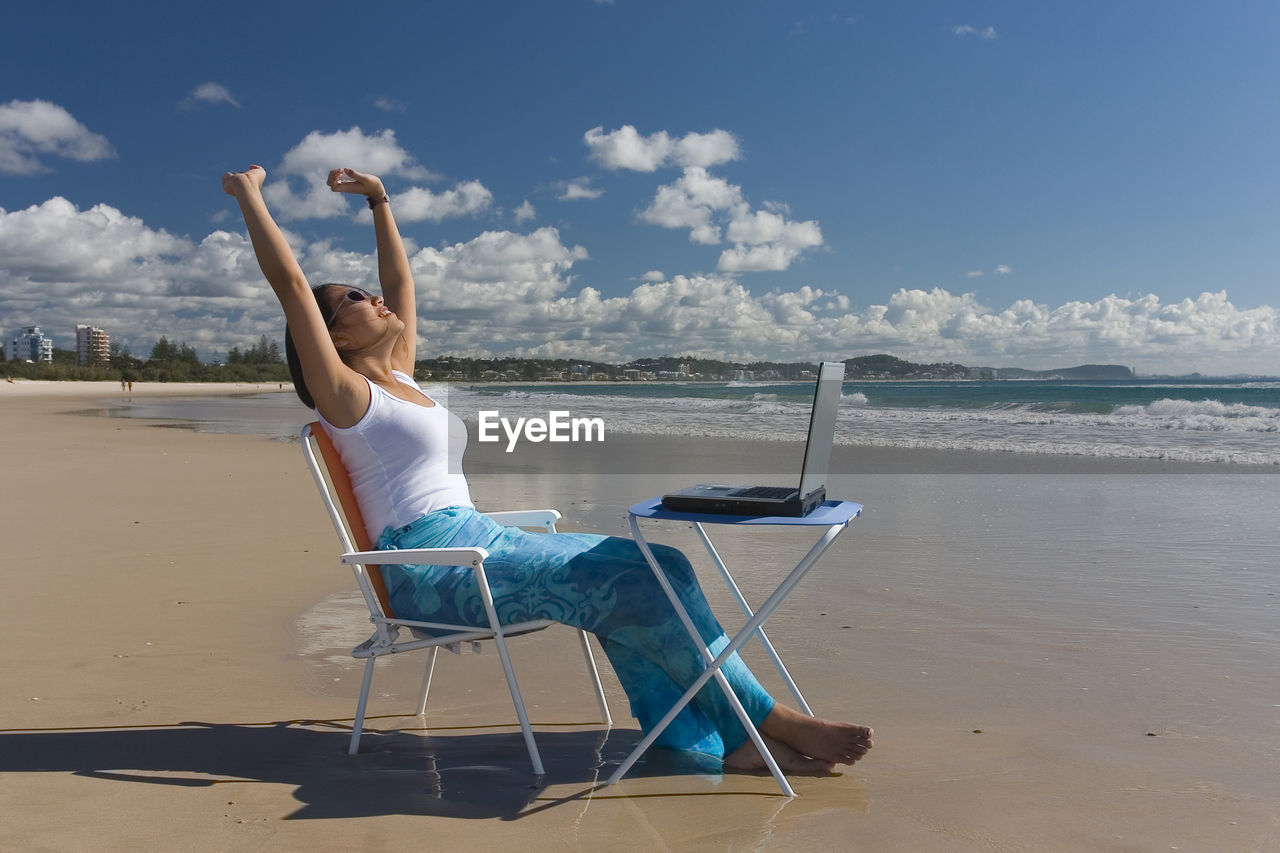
447,388,1280,465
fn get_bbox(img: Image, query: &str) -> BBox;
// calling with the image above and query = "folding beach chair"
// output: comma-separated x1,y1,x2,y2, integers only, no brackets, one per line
299,422,611,775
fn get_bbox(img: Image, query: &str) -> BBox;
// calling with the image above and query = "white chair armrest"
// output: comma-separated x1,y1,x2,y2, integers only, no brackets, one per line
341,547,489,569
484,508,562,528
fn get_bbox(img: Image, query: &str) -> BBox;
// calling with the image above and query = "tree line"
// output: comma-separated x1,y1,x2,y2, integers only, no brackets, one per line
4,335,974,383
1,335,290,383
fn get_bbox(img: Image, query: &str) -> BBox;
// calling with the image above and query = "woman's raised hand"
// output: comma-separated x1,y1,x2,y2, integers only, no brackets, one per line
221,165,266,197
327,167,386,200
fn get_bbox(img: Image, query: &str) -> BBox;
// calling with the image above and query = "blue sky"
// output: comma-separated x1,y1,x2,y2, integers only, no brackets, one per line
3,0,1278,373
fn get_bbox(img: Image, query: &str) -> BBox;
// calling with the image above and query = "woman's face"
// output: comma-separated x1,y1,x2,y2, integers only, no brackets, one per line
322,285,403,352
324,286,377,328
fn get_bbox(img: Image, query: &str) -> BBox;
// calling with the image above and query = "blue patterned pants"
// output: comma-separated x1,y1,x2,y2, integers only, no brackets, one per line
377,507,775,759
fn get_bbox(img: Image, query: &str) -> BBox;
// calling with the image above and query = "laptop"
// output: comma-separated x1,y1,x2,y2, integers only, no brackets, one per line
661,361,844,517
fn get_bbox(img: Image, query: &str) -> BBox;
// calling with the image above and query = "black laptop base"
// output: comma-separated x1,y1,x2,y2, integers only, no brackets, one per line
661,485,826,517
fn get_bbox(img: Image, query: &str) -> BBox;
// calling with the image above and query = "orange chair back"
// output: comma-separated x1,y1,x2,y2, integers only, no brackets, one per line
308,422,396,617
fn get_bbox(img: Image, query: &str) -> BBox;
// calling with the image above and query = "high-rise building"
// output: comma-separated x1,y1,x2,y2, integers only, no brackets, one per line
76,324,110,366
8,326,54,363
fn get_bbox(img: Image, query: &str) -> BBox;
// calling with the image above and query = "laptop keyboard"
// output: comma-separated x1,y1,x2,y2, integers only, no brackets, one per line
735,485,797,499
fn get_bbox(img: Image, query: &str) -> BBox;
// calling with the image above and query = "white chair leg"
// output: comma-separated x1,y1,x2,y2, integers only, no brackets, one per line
576,629,612,726
491,631,545,776
475,564,545,776
349,656,377,755
415,647,438,716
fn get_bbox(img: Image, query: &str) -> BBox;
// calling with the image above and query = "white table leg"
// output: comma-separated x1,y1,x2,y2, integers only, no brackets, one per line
615,515,792,794
605,515,849,796
693,522,814,715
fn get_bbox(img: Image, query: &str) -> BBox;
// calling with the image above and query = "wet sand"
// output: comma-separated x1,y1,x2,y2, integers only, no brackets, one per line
2,381,1277,851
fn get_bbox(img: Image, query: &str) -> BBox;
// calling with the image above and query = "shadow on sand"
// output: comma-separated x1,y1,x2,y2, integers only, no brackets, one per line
0,716,753,820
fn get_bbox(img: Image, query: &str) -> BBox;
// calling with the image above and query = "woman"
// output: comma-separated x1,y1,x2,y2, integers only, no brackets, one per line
222,164,872,775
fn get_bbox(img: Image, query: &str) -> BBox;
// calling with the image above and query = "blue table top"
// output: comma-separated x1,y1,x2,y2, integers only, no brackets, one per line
629,497,862,526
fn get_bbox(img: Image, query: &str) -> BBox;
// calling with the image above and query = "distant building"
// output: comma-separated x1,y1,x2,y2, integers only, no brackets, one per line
8,326,54,363
76,324,110,366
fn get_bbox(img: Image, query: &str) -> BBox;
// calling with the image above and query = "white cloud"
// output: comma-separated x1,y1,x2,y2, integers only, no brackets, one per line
3,195,1277,374
265,127,432,220
760,285,824,326
372,96,407,112
822,289,1279,373
427,281,1278,372
559,176,603,200
674,129,741,168
0,198,190,289
720,208,823,272
179,82,240,110
966,265,1010,278
261,175,350,221
390,180,493,222
954,25,998,40
278,127,432,181
262,127,496,223
640,166,744,244
717,241,815,273
0,100,116,174
412,227,588,293
640,167,823,270
0,198,271,358
585,125,740,171
590,125,817,272
513,200,536,223
585,125,672,172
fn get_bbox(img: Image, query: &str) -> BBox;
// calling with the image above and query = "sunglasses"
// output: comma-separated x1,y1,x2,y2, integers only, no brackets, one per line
325,288,375,327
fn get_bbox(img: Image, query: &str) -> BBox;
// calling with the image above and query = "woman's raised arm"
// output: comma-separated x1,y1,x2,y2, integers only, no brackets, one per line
328,168,417,372
222,166,367,423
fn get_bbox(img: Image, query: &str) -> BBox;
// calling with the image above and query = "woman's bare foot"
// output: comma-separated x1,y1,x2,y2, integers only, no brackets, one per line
723,733,834,776
759,705,873,765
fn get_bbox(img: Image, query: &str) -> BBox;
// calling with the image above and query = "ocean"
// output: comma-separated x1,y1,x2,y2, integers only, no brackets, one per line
108,378,1280,467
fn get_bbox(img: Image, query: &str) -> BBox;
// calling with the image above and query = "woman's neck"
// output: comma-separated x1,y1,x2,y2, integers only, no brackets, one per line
344,352,399,384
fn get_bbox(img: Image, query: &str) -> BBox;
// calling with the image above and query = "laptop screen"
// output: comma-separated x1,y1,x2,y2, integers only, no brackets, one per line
797,361,845,498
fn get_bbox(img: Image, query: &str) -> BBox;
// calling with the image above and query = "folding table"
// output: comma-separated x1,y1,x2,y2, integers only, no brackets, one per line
604,496,863,797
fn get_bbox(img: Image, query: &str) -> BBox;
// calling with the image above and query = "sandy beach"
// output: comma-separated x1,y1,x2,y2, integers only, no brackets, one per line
2,381,1277,851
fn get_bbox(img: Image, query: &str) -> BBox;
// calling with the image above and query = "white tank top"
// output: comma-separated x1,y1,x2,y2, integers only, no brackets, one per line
319,371,474,542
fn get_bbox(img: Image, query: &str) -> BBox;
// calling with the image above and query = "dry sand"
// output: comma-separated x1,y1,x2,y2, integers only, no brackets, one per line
2,381,1277,851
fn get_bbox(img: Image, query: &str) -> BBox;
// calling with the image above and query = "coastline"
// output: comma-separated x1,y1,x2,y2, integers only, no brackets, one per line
8,378,1273,475
1,384,1277,850
0,378,297,398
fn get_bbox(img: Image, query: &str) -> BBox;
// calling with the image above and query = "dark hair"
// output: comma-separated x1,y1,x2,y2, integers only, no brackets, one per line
285,284,345,410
